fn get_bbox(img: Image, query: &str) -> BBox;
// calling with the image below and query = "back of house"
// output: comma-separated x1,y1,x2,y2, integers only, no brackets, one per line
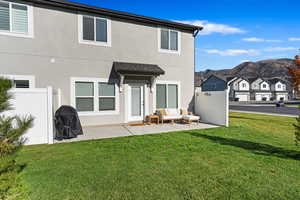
0,0,201,126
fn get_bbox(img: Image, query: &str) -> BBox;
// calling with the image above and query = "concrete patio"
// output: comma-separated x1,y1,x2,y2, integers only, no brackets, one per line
55,122,218,143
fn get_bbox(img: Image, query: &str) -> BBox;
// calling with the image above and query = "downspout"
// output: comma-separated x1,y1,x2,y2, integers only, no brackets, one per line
193,27,203,112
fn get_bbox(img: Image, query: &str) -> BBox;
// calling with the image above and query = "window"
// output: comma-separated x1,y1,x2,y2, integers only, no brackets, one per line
156,83,179,109
0,74,35,88
262,84,267,89
159,28,180,53
0,1,33,37
79,15,111,46
242,83,246,88
277,84,281,89
75,82,94,112
72,78,118,115
99,83,115,111
14,80,29,88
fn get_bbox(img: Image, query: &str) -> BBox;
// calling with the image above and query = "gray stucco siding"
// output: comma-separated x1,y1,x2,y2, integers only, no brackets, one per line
0,2,195,126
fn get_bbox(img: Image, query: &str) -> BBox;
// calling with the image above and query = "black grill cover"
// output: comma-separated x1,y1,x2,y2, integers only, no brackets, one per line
54,105,83,140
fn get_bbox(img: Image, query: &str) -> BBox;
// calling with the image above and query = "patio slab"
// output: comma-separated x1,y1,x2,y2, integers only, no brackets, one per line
55,122,218,143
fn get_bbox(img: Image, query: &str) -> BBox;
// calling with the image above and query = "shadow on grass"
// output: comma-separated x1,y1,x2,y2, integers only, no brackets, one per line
190,132,300,161
230,115,281,122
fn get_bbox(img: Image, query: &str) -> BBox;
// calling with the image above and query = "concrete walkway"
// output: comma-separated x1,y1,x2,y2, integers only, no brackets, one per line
55,122,218,143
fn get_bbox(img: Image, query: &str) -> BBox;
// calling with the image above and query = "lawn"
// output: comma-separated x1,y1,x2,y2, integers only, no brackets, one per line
16,112,300,200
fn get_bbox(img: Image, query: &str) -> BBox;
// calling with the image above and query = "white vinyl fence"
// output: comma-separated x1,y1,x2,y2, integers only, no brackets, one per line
195,90,229,127
5,87,54,145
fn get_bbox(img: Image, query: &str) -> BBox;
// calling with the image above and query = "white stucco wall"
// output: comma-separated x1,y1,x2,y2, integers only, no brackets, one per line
195,90,229,127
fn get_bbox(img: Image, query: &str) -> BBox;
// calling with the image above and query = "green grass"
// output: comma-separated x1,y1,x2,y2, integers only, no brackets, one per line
16,112,300,200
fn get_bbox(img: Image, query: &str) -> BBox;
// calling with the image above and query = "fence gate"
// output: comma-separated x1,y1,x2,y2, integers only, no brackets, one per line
5,87,54,145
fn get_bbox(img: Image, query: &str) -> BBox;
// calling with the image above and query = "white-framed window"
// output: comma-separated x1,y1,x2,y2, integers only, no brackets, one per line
0,74,35,88
71,78,119,116
277,84,281,89
155,81,181,109
78,14,111,47
158,28,181,54
242,83,246,88
0,0,33,38
262,84,267,89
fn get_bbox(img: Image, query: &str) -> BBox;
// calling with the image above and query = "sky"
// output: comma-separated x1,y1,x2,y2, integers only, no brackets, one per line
69,0,300,72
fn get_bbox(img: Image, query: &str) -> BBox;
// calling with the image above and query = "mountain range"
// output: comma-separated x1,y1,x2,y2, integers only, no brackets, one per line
195,58,297,86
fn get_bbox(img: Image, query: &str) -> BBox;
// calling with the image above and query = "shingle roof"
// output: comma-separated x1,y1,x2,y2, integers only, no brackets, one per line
27,0,202,33
113,62,165,76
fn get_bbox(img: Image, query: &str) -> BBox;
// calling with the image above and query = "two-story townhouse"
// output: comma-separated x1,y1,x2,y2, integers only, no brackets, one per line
229,77,250,101
249,78,272,101
0,0,202,126
269,78,288,101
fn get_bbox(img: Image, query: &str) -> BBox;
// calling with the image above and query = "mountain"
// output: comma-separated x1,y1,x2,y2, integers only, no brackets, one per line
195,58,297,86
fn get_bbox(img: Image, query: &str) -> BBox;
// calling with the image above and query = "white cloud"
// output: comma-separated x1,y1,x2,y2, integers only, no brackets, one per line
264,47,298,52
205,49,260,56
177,20,246,35
289,38,300,41
242,37,282,42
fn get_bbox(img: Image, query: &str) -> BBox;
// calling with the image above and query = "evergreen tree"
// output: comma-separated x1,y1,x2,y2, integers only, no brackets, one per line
0,78,34,199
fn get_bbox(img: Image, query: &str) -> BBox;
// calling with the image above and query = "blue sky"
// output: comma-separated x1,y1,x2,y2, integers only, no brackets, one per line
70,0,300,71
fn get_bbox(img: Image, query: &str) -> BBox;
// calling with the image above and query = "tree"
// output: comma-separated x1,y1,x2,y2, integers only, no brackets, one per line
0,78,34,199
288,52,300,145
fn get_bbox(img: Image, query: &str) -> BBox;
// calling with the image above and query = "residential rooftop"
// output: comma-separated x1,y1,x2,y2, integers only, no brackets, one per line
27,0,203,33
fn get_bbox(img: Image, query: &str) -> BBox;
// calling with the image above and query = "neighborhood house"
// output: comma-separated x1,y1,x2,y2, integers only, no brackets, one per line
0,0,202,128
200,75,290,101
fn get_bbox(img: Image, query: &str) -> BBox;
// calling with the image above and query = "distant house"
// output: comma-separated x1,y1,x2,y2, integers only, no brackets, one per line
199,75,291,102
200,75,228,91
269,78,289,101
250,78,272,101
229,77,250,101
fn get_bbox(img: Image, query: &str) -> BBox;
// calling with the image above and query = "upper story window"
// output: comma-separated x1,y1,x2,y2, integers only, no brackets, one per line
262,84,267,89
277,84,281,89
78,14,111,47
0,1,33,38
159,28,181,54
242,83,246,88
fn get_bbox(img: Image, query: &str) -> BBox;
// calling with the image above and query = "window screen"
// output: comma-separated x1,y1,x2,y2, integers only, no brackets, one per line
160,29,169,50
0,2,9,31
167,84,178,108
96,18,107,42
82,16,95,41
170,31,178,51
11,4,28,33
156,84,167,109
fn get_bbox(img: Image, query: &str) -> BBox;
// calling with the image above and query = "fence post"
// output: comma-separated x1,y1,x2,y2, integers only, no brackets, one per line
47,86,54,144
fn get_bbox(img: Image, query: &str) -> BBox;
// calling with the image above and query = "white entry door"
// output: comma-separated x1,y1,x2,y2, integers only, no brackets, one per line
129,84,144,121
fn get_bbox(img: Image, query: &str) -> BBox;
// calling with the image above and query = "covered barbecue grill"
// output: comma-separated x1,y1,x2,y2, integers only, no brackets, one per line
54,105,83,140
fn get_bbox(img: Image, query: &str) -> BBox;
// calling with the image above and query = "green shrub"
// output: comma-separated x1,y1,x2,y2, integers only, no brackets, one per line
0,78,33,199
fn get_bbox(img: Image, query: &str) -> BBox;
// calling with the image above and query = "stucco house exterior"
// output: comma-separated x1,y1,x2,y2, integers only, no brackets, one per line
0,0,202,127
269,78,289,101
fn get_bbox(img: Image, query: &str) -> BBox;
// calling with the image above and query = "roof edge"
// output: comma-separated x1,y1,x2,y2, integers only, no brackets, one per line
27,0,203,33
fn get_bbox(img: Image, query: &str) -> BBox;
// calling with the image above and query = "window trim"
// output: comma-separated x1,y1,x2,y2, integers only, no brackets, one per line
71,77,119,116
158,28,181,55
153,80,181,110
0,74,35,88
78,14,111,47
0,0,34,38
